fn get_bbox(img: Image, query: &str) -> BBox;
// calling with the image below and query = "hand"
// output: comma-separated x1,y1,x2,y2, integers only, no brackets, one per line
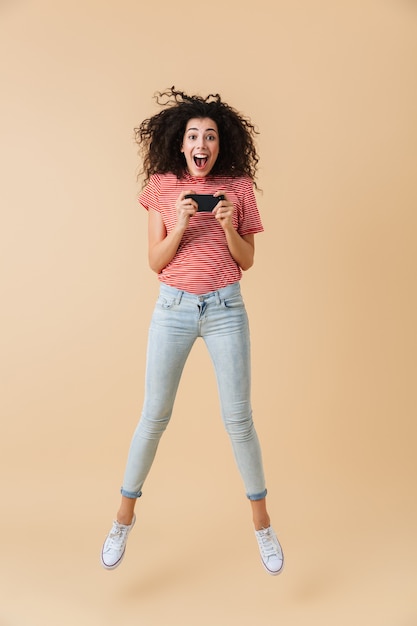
212,192,234,230
175,190,198,231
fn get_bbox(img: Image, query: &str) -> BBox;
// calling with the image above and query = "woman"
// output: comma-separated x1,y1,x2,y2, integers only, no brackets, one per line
101,88,284,576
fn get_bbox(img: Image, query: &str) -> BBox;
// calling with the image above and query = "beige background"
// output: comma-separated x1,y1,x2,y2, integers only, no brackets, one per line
1,1,416,624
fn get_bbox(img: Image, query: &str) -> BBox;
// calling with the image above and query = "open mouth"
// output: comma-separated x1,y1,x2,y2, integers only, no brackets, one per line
193,154,208,169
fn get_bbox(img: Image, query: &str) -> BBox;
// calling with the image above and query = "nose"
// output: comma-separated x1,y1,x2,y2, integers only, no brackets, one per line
197,135,207,149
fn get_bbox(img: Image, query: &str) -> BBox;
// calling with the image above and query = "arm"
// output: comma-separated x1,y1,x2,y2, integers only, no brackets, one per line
212,193,255,270
223,230,255,271
147,190,198,273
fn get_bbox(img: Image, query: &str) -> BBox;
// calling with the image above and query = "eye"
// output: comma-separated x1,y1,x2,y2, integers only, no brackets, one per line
207,134,217,141
187,134,197,140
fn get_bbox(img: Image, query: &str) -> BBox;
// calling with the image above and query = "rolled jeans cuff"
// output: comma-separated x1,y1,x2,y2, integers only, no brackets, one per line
120,487,142,499
247,488,267,501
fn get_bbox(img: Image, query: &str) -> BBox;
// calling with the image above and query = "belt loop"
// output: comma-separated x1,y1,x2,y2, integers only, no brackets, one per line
176,291,183,305
215,290,221,305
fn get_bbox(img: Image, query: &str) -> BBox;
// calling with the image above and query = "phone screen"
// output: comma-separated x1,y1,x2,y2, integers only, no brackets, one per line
184,194,224,212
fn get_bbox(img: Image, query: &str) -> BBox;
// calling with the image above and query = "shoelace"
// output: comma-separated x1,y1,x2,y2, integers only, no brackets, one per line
257,529,278,559
107,523,129,549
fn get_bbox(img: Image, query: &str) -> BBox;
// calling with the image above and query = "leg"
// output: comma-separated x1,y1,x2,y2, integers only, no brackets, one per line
121,294,196,499
101,289,197,570
203,292,267,505
203,289,283,575
250,497,270,530
117,495,136,525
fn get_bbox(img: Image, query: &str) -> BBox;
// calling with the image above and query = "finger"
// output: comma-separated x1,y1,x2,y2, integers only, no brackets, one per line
181,196,197,209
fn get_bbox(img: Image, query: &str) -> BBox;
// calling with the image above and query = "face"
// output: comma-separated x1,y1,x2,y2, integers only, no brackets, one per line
181,117,220,177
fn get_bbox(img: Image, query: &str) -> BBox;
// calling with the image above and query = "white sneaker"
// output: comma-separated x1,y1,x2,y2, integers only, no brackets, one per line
101,514,136,570
255,526,284,575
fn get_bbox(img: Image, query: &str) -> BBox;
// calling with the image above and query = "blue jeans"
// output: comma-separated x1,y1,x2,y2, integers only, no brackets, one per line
121,282,267,501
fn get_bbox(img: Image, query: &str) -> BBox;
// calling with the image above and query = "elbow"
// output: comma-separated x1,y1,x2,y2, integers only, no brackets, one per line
148,254,163,274
240,257,254,271
241,263,254,272
149,263,163,275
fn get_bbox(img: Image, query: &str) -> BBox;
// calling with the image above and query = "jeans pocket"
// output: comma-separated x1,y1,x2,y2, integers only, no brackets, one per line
157,295,177,310
222,293,244,309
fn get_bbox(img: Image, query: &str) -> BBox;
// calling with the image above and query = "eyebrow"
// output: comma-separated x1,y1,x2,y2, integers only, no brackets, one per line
187,127,218,133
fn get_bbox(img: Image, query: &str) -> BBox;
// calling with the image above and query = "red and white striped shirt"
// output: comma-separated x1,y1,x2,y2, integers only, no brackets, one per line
139,172,264,295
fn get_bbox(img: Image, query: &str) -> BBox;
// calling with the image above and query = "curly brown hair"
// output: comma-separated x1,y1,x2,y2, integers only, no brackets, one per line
135,87,260,188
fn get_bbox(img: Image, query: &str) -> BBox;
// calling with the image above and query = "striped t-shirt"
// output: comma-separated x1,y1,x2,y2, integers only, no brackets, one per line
139,172,264,295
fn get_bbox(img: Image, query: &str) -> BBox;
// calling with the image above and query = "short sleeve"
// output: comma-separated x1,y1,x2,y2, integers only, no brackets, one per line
138,174,161,212
237,178,264,236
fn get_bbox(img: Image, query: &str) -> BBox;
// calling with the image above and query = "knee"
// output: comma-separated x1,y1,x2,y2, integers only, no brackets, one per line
136,412,171,440
223,410,255,442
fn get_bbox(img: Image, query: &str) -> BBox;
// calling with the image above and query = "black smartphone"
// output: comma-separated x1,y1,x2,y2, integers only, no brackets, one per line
184,194,224,212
